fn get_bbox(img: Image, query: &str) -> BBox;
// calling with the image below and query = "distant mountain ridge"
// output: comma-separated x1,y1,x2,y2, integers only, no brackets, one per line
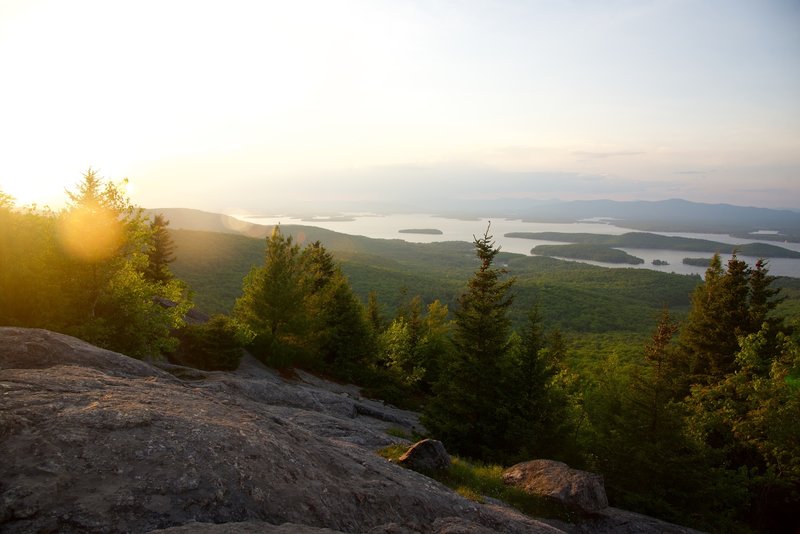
432,198,800,237
143,208,270,237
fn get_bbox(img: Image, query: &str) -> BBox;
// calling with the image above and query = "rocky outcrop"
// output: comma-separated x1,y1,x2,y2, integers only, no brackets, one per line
503,460,608,514
0,328,561,533
545,507,704,534
399,440,451,472
502,461,703,533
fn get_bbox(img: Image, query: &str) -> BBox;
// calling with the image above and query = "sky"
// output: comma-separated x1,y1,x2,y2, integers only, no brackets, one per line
0,0,798,212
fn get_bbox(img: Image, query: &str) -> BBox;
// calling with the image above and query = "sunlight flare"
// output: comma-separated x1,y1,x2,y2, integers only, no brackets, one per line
58,203,123,262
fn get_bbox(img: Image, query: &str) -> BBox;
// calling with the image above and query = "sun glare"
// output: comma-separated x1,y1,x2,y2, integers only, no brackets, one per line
58,204,123,262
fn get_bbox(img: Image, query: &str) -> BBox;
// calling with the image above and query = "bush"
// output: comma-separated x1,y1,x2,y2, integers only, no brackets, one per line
173,315,248,371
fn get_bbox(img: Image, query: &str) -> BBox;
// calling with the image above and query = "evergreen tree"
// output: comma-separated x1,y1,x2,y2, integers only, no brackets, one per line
366,290,386,333
635,308,685,428
234,226,307,365
681,253,782,383
58,170,189,357
417,299,453,391
301,240,336,293
145,214,177,283
503,306,571,460
173,314,250,371
684,325,800,532
422,225,515,461
583,313,721,528
313,270,371,373
2,171,189,358
380,298,452,390
234,230,371,373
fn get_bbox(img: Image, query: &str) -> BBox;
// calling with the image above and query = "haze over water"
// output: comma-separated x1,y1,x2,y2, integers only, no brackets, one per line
242,213,800,278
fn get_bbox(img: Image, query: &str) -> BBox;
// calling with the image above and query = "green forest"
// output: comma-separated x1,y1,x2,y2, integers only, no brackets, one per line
2,173,799,533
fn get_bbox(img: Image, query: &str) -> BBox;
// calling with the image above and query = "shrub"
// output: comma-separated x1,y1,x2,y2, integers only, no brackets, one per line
173,315,249,371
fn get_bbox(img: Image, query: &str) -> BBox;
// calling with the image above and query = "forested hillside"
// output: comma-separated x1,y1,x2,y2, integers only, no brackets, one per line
3,187,799,533
168,227,701,333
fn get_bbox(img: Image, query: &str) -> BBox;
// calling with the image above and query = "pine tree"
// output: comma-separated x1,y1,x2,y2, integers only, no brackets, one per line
422,225,515,461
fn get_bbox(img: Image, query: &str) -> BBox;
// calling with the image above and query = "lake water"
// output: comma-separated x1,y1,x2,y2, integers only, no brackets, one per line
241,213,800,279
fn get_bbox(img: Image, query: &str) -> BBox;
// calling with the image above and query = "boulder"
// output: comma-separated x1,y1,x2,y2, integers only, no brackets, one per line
398,439,451,472
0,327,562,533
503,460,608,514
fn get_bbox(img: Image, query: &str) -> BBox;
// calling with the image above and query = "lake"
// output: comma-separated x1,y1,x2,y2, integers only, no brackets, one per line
240,213,800,278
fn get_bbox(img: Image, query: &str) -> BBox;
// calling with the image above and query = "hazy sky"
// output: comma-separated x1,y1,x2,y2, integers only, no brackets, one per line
1,0,798,212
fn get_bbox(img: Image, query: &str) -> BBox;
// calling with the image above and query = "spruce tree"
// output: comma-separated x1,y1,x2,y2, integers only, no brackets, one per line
682,253,784,383
422,225,514,461
503,306,570,461
145,214,177,283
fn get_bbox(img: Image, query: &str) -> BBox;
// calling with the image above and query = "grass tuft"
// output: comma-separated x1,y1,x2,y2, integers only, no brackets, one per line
377,445,579,523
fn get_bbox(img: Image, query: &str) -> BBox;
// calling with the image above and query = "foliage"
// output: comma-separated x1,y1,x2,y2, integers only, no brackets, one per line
502,308,574,461
0,171,190,358
577,255,795,532
166,226,702,336
681,253,784,383
0,204,65,327
684,326,800,533
422,226,517,462
577,315,743,530
234,227,308,366
171,315,250,371
233,228,371,376
379,297,453,391
166,228,267,314
145,213,177,283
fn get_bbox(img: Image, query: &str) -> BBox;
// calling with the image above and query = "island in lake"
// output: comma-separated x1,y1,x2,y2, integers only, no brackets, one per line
652,259,669,266
398,228,443,235
531,244,645,264
505,231,800,259
683,257,712,267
